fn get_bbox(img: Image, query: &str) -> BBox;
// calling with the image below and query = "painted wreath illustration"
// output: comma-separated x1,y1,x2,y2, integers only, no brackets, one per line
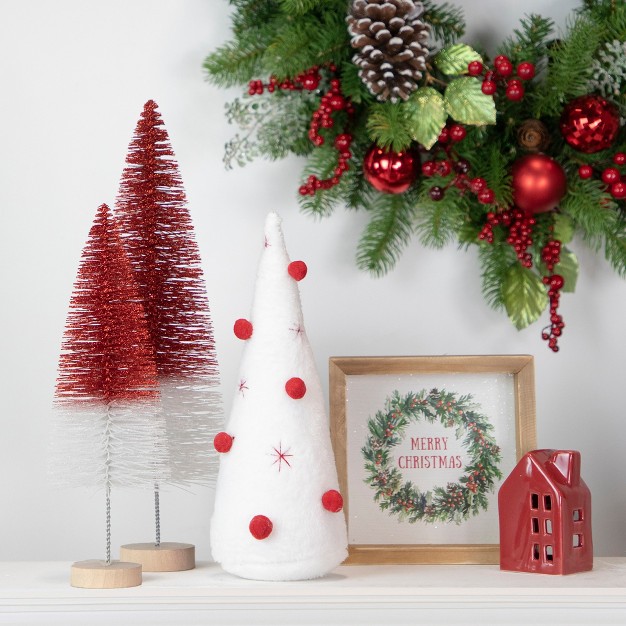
362,388,502,524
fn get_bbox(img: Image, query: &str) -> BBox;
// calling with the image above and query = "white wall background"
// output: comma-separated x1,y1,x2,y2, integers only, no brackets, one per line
1,0,624,563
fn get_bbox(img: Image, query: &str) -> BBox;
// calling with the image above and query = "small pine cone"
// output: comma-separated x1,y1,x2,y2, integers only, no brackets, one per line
517,119,551,152
347,0,430,103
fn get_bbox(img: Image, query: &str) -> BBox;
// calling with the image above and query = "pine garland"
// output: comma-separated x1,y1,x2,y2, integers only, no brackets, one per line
205,0,626,347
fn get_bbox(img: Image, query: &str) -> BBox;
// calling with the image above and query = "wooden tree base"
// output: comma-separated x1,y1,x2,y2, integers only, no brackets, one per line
70,560,142,589
119,542,195,572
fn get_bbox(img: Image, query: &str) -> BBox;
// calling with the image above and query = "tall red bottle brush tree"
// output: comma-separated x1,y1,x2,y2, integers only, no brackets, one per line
116,100,222,546
52,203,168,568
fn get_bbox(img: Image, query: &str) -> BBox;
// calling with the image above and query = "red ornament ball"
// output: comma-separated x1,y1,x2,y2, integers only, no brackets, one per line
214,432,234,453
578,164,594,179
511,154,567,214
233,318,253,340
285,377,307,399
288,260,308,281
322,489,344,513
249,515,273,540
602,167,621,184
611,181,626,199
363,145,418,194
559,95,620,153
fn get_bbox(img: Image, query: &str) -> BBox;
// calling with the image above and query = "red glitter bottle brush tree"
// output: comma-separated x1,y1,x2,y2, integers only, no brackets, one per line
115,100,222,571
51,203,168,588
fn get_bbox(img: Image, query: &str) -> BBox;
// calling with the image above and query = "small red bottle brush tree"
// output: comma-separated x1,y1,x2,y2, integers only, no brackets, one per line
52,203,167,568
115,100,222,546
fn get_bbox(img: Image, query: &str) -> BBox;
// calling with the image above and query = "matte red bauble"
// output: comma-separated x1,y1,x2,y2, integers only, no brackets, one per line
559,95,620,153
363,145,419,194
512,154,567,214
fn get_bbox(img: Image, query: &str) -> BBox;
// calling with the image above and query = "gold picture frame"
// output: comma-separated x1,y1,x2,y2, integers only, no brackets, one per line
329,355,536,565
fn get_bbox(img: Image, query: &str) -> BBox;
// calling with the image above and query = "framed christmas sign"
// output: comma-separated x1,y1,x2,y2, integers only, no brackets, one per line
329,355,536,565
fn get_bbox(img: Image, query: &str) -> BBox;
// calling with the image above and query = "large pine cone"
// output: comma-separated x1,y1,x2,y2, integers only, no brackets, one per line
347,0,430,103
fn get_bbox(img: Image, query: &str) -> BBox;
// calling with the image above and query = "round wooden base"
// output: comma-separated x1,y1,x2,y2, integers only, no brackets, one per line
70,560,142,589
119,542,195,572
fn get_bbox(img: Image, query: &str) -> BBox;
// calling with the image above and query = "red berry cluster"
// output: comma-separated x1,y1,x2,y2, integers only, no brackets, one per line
300,74,355,196
541,273,565,353
479,209,536,267
468,56,535,102
247,67,322,95
578,152,626,200
421,124,498,204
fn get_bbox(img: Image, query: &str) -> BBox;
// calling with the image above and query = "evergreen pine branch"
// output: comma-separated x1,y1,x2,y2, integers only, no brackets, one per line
605,219,626,277
498,14,554,64
356,191,420,275
230,0,279,34
532,16,603,117
263,12,350,79
421,0,465,46
478,243,518,311
204,34,270,87
279,0,334,15
298,143,344,217
414,188,466,248
560,176,616,249
340,61,374,105
472,143,513,207
366,103,413,152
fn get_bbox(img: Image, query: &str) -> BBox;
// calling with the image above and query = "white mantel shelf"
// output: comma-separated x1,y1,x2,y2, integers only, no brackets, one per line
2,558,626,625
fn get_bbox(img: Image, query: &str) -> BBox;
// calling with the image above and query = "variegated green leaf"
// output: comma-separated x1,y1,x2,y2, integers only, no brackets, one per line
444,77,496,125
405,87,447,149
434,44,482,76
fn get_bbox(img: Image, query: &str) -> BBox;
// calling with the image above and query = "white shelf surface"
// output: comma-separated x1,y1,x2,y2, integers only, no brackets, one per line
2,558,626,625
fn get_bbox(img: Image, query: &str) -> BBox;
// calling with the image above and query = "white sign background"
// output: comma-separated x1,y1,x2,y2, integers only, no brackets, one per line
346,372,516,545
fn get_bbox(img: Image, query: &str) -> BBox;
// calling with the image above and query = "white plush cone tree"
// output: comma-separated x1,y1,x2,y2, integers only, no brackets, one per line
210,212,347,581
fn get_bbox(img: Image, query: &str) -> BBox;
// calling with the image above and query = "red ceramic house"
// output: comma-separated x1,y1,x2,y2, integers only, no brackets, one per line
498,449,592,575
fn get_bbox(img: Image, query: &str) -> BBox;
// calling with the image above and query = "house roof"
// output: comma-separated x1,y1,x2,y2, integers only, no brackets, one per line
523,449,582,489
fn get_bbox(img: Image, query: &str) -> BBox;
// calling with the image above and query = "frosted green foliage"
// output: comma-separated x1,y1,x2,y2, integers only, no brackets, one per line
589,40,626,114
223,92,316,169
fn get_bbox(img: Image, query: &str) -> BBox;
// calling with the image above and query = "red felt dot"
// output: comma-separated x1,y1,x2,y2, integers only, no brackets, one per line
288,261,308,281
322,490,344,513
214,432,233,453
249,515,273,540
285,377,306,399
234,318,253,340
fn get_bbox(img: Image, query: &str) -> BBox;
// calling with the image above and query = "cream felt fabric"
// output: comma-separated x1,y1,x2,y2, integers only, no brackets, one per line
210,212,347,581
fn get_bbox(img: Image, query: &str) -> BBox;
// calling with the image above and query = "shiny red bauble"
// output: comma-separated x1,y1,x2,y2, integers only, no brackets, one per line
363,145,419,194
559,94,620,153
511,154,567,214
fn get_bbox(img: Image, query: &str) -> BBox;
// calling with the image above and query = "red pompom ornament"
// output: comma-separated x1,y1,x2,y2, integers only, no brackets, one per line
559,95,620,153
285,377,307,399
322,489,344,513
214,432,234,453
233,318,253,340
249,515,273,540
511,154,567,214
363,145,418,194
288,260,308,281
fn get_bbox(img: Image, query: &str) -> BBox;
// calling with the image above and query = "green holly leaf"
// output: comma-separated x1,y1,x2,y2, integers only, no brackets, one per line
554,248,579,293
444,77,496,126
502,264,548,330
405,87,447,149
434,44,482,76
552,213,575,244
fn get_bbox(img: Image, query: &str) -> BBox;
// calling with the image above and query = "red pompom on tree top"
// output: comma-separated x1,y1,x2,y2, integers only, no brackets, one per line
55,204,159,404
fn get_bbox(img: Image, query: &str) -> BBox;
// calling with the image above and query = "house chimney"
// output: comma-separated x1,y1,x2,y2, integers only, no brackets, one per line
547,450,581,487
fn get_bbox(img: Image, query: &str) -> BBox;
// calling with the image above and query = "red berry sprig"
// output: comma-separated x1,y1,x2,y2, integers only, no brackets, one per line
468,56,535,102
247,64,354,197
421,124,499,204
478,209,535,267
577,151,626,200
299,70,355,196
541,237,565,352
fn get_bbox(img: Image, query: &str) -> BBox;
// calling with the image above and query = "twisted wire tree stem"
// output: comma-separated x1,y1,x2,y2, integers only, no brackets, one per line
154,483,161,547
105,486,112,566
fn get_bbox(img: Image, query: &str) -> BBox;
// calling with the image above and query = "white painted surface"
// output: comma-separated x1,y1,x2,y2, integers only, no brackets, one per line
1,0,625,570
1,559,626,625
